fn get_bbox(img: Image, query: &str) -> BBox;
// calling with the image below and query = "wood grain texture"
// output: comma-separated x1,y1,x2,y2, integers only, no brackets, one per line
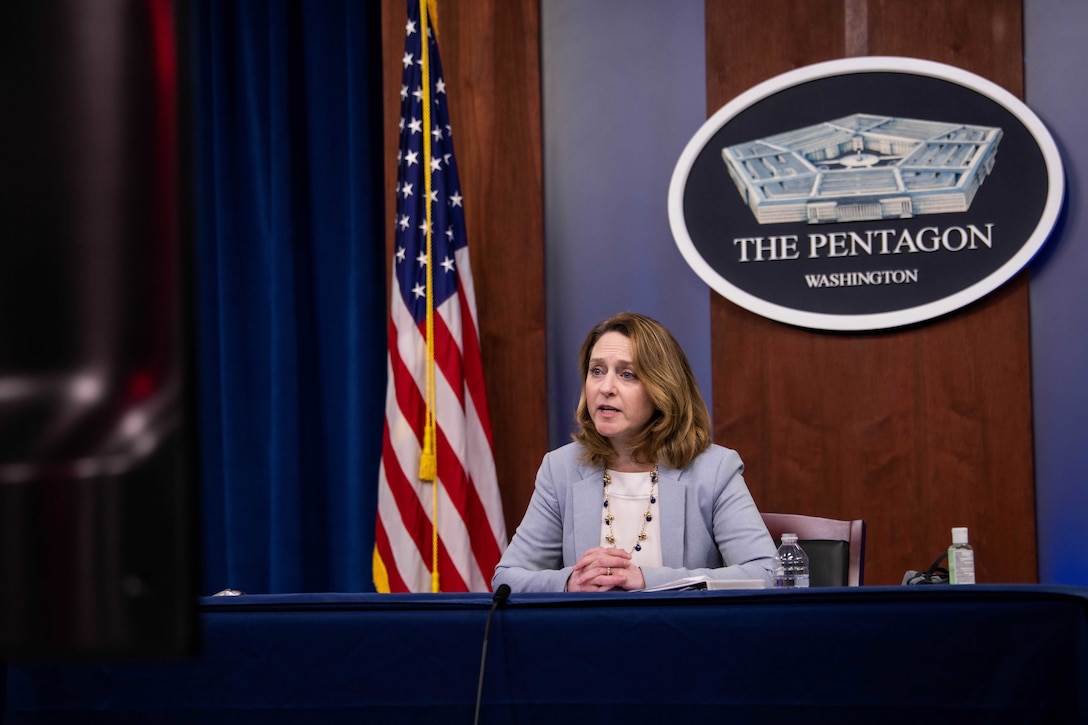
705,0,1035,584
381,0,547,539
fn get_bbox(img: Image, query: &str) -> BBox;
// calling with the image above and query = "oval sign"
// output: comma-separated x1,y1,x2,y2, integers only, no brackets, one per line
668,57,1064,331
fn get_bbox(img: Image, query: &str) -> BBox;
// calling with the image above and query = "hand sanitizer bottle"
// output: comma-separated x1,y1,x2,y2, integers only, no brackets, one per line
948,527,976,584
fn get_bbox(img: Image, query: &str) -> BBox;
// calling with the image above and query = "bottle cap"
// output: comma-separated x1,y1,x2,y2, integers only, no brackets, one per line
952,527,969,545
781,533,798,544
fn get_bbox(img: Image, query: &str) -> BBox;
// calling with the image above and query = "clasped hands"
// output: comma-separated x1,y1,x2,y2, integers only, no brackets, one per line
566,546,646,592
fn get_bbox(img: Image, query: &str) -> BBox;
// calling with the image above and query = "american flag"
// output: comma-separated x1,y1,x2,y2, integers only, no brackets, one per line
374,0,507,593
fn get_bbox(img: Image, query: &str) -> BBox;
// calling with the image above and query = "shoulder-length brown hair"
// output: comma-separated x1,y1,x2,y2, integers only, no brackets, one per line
573,312,711,469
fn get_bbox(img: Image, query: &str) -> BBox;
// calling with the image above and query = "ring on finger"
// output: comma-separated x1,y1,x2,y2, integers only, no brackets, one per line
606,567,612,576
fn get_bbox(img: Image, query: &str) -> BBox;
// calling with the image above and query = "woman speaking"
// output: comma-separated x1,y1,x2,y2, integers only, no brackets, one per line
493,312,776,593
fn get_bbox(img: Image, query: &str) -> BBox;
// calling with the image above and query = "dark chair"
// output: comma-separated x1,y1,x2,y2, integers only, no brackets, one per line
761,513,866,586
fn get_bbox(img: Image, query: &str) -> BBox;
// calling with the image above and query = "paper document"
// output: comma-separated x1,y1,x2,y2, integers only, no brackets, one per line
642,576,766,592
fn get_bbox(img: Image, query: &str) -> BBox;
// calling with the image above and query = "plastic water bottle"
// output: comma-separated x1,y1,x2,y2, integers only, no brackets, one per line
948,526,976,584
774,533,810,588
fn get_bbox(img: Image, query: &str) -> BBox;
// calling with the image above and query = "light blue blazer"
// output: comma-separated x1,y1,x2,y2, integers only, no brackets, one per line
493,442,777,592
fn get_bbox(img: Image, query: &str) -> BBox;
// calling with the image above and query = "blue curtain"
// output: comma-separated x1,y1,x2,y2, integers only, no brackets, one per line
189,0,386,594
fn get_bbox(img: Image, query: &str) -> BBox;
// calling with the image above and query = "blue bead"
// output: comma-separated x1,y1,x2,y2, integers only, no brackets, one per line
603,501,608,508
650,497,656,504
645,515,652,522
635,544,642,551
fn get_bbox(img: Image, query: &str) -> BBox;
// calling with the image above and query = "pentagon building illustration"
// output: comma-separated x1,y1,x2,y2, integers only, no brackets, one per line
721,113,1002,224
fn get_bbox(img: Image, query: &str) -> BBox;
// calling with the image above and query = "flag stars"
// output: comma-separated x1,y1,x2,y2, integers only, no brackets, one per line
405,19,416,36
395,11,471,310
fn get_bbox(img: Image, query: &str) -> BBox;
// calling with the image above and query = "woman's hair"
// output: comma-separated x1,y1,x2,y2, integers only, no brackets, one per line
573,312,711,469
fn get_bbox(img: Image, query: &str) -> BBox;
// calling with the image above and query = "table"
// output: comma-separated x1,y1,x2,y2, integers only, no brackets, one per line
4,585,1087,723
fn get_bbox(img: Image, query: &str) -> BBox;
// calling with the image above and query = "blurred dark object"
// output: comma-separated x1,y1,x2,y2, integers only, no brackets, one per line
903,553,950,585
0,0,198,657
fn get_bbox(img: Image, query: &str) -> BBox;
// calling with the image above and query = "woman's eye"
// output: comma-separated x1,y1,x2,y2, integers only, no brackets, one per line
621,370,636,380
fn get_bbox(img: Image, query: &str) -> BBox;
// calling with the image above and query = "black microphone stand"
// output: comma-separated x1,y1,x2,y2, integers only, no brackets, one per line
473,584,510,725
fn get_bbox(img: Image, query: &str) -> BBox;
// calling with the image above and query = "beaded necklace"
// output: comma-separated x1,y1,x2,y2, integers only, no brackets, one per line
602,463,658,553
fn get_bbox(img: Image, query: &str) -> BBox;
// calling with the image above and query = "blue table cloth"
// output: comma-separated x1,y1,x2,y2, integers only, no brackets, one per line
4,585,1087,723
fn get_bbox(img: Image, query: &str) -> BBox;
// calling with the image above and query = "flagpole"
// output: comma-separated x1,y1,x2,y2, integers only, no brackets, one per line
418,0,440,593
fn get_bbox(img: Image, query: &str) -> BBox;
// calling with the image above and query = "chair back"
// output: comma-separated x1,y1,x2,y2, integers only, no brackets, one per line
761,513,866,586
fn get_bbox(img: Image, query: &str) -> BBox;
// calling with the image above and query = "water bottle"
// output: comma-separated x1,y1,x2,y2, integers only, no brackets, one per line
948,526,976,584
773,533,810,588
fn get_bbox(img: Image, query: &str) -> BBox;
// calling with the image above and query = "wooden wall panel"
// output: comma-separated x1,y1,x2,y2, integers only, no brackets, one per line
705,0,1036,584
381,0,547,538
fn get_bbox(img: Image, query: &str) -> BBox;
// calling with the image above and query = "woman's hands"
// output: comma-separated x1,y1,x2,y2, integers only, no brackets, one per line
566,547,646,592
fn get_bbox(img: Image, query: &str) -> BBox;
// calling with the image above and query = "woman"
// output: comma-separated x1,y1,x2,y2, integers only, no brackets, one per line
493,312,776,592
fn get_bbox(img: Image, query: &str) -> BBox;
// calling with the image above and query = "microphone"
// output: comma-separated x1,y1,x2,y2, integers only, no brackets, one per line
473,584,511,725
492,583,511,608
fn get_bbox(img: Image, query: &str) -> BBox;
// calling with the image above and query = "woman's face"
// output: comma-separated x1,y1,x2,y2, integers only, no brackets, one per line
585,331,655,454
